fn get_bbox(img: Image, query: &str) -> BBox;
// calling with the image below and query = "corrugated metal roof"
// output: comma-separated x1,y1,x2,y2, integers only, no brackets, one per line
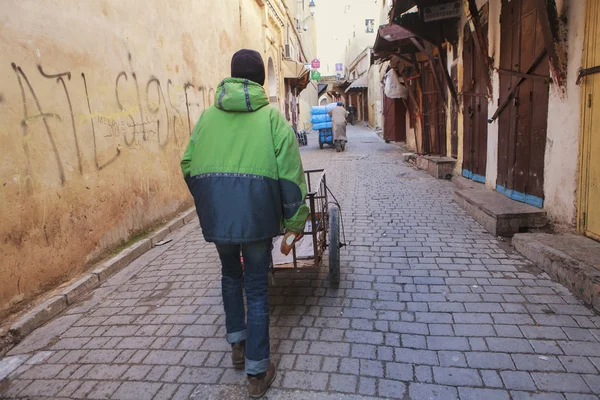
345,74,369,93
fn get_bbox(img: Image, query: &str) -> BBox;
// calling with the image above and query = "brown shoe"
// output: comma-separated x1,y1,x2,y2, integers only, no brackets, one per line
248,362,276,398
232,341,245,369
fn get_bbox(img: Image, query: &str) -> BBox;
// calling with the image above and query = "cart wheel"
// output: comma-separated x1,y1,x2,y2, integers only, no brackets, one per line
319,142,324,149
328,205,341,287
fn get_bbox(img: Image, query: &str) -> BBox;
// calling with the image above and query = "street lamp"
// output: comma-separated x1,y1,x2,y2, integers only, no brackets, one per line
297,0,317,31
309,0,316,16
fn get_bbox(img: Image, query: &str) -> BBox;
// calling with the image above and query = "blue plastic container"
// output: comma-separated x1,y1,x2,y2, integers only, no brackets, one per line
318,128,333,148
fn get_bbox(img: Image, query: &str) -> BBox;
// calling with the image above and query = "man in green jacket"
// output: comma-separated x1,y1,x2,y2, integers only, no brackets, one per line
181,49,309,398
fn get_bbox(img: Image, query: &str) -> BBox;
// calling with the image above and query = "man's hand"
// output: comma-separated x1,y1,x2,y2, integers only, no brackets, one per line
280,231,304,256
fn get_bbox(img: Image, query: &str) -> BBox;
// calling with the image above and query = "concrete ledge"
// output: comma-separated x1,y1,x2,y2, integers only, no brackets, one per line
92,239,152,282
167,217,185,233
60,274,99,305
8,296,67,340
452,176,482,191
183,208,197,224
416,155,456,179
149,226,171,247
513,233,600,312
455,189,546,237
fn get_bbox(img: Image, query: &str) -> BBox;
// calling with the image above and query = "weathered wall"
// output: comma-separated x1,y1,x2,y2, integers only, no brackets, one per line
285,0,318,132
368,64,383,129
543,1,585,227
0,0,275,314
485,0,501,190
483,0,584,226
344,2,380,72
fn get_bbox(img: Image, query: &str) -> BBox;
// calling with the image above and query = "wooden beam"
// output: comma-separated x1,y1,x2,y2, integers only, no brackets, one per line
410,38,447,107
489,48,547,122
496,68,550,82
399,70,423,154
397,54,418,67
438,44,459,106
533,0,567,88
463,0,492,94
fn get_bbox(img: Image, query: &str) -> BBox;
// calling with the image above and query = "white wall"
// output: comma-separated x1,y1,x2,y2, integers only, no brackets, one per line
543,1,585,227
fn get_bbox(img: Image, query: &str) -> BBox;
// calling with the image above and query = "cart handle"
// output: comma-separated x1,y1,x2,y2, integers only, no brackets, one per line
305,170,326,196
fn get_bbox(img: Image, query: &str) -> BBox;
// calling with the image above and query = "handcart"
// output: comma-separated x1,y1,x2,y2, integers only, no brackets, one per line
270,169,346,287
318,128,333,149
295,129,308,147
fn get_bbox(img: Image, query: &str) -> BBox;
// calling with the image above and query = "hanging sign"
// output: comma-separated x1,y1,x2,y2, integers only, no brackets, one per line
335,63,343,73
422,1,461,22
311,59,321,69
311,70,321,81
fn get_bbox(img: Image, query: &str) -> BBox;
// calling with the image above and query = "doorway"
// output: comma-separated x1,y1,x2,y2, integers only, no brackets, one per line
383,94,407,143
496,0,550,208
578,0,600,240
462,19,489,183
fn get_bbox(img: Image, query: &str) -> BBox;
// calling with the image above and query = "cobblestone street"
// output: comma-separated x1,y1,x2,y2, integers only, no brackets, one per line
2,125,600,400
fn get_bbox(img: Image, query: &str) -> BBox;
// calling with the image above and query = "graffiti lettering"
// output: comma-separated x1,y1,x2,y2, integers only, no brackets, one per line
12,63,65,189
82,72,121,170
7,52,216,189
37,65,83,175
146,76,170,148
167,79,185,148
184,82,195,137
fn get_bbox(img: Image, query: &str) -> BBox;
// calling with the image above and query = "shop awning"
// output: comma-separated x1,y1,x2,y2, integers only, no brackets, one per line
282,60,308,79
345,74,368,93
372,24,425,61
282,60,310,91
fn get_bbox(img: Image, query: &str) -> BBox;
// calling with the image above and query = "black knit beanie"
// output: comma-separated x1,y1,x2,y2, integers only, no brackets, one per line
231,49,266,86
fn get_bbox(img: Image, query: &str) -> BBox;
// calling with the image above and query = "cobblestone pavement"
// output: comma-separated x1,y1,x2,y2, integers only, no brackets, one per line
2,125,600,400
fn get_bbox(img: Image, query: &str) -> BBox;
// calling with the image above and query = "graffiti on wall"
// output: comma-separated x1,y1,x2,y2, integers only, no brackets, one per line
7,52,215,194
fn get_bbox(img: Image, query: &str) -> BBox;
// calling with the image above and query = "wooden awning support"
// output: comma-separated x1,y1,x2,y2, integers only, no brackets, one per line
533,0,567,88
410,38,445,106
438,44,460,107
410,38,459,108
399,70,423,154
463,0,492,94
489,48,547,122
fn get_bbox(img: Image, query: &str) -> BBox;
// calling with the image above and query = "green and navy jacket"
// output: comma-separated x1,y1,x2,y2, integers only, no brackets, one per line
181,78,309,244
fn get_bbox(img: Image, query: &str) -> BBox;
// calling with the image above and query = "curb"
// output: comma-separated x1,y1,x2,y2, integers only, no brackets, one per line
513,233,600,313
5,208,196,344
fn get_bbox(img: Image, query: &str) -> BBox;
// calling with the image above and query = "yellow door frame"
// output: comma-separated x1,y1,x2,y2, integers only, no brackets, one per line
577,0,600,241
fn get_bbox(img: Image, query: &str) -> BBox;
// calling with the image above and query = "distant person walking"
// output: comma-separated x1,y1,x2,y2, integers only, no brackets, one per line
181,49,309,398
329,101,348,152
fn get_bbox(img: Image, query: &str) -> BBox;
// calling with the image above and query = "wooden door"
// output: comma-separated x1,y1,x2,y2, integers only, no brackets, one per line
363,90,369,122
421,61,447,155
497,0,550,208
578,0,600,241
383,94,407,143
450,63,459,158
462,21,489,183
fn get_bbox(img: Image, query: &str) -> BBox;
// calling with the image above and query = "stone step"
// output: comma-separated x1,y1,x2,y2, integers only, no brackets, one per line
452,175,483,191
416,155,456,179
454,188,547,237
513,233,600,312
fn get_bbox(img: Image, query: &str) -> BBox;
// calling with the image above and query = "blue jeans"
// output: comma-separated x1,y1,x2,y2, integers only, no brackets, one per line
215,240,271,375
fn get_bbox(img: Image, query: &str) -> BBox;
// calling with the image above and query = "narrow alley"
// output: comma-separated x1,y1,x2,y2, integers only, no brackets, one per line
2,126,599,399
